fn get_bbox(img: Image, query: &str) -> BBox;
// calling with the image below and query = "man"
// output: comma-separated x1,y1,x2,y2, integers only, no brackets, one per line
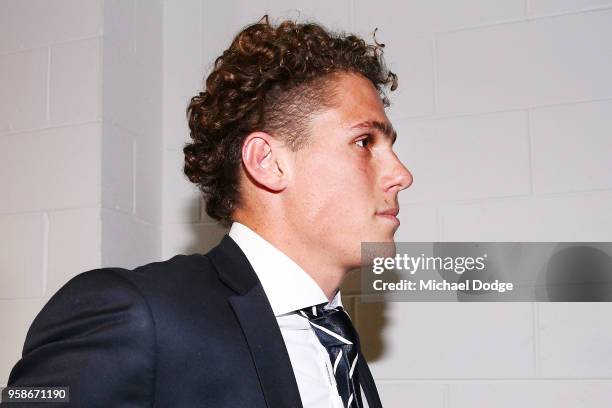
4,16,412,407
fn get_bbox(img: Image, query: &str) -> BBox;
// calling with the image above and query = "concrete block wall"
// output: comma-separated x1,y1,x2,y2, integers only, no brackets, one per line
0,0,163,386
0,0,103,385
162,0,612,406
102,0,163,268
162,0,228,259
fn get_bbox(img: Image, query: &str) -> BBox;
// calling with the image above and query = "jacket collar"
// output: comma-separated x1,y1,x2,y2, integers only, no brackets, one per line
207,234,304,408
207,234,259,295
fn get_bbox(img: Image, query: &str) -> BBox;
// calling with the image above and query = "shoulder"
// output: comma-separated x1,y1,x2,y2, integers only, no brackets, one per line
60,253,216,296
23,267,152,354
24,254,220,352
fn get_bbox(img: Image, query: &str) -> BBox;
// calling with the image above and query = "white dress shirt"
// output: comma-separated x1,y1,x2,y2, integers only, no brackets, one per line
229,222,369,408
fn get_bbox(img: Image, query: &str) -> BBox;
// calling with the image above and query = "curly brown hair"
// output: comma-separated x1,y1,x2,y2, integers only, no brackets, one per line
184,15,398,227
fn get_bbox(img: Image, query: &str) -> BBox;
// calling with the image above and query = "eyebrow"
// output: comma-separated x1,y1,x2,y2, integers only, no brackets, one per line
349,120,397,145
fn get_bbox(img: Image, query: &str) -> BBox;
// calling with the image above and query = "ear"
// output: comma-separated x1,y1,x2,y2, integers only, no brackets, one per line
241,131,289,192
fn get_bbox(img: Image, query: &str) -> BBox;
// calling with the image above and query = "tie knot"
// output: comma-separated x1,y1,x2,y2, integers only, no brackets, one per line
298,303,360,348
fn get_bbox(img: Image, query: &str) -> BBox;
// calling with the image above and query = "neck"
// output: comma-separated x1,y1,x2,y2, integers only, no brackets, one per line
235,217,349,302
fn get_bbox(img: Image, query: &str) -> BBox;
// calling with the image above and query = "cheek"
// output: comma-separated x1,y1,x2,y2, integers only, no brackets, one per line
299,154,373,217
314,149,370,181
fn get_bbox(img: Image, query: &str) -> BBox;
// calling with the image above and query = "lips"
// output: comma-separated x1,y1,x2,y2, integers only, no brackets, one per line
376,207,400,227
376,207,399,217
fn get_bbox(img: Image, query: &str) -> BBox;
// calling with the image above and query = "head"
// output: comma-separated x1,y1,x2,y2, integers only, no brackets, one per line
185,16,412,269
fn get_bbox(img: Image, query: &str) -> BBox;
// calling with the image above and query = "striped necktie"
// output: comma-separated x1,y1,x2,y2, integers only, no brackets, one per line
299,303,364,408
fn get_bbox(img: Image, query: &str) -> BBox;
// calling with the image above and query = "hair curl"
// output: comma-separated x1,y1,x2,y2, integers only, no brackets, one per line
184,15,397,227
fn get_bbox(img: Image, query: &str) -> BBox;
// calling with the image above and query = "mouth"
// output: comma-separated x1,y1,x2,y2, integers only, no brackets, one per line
376,207,400,226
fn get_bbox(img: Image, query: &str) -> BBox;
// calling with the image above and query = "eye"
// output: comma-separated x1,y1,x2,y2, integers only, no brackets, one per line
355,135,372,148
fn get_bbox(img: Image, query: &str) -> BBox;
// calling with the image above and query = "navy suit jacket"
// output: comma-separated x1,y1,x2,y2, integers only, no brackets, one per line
4,235,382,407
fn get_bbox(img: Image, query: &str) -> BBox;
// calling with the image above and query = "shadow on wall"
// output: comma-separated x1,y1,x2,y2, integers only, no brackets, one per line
342,270,389,362
538,244,612,302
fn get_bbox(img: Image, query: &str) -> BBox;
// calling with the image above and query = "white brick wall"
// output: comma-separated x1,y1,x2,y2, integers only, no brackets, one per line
448,381,612,408
0,124,102,213
0,299,46,387
102,0,163,268
49,38,102,125
0,0,104,386
161,0,231,259
395,111,531,203
0,0,163,385
530,100,612,194
0,48,47,132
0,214,46,299
435,9,612,114
162,1,612,406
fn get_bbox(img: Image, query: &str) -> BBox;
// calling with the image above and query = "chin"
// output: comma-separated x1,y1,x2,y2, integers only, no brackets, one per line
359,238,397,267
373,228,398,243
361,230,397,249
382,232,397,242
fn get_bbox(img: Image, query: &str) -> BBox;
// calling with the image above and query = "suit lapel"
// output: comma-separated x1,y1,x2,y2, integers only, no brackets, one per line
229,286,303,408
208,235,303,408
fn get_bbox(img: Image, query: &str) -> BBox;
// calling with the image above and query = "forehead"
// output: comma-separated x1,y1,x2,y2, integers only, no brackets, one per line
306,72,395,143
330,73,387,122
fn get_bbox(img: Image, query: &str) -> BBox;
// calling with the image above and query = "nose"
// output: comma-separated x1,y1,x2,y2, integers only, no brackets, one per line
383,153,413,192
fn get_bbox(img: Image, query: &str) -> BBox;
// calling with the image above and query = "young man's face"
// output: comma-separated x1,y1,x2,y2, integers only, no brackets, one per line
285,72,413,268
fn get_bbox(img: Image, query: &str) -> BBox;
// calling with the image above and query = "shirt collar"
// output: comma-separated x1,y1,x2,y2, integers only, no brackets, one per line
228,221,342,316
